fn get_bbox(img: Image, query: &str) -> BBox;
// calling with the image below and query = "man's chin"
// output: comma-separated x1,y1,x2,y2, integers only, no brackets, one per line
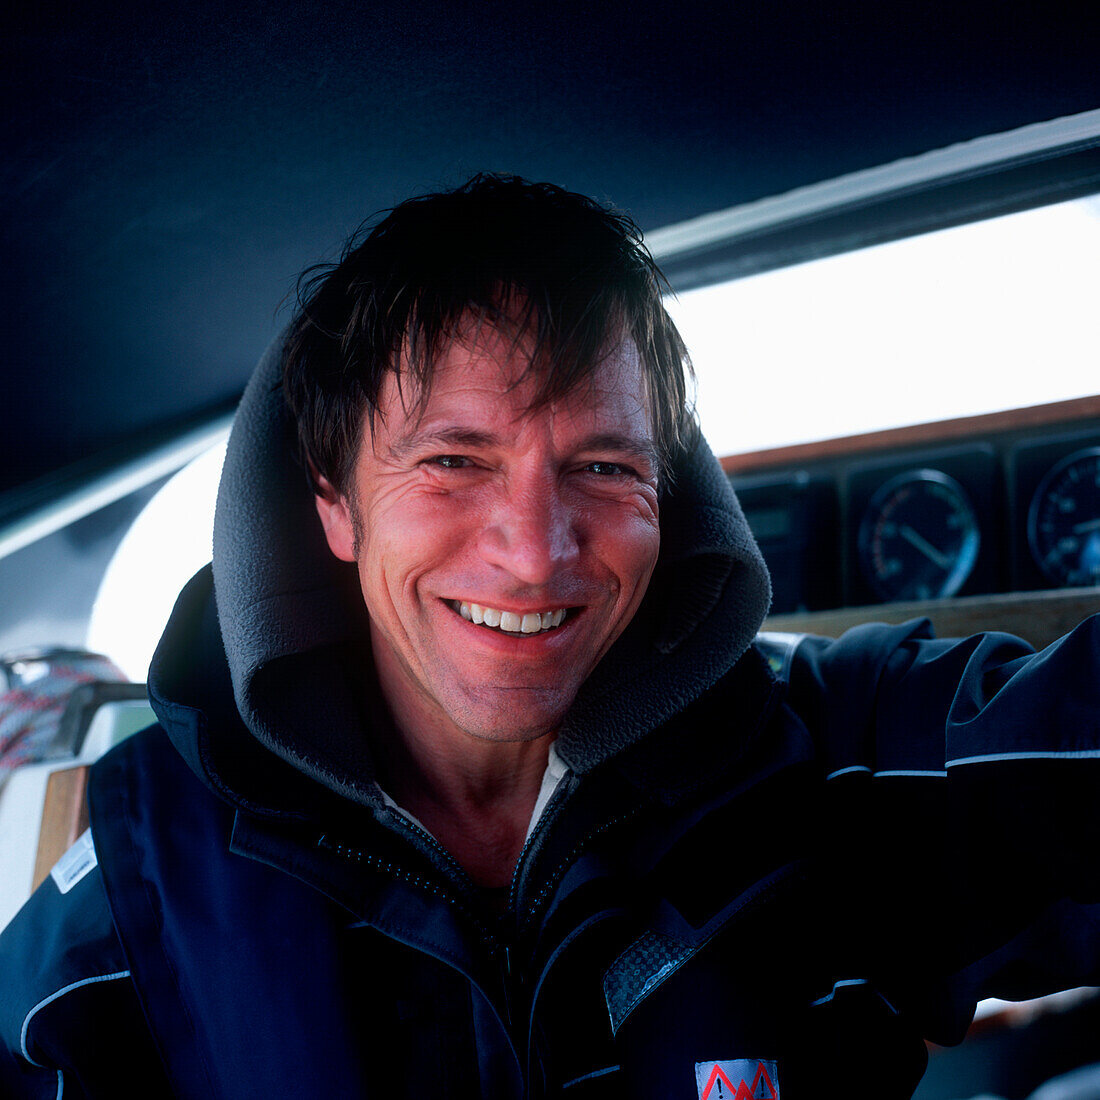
443,686,575,744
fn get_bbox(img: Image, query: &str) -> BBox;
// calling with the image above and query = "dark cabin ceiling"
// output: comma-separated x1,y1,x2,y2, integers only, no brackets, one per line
2,0,1098,504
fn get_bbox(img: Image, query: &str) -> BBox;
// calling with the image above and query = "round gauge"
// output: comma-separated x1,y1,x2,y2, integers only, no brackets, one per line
1027,446,1100,588
858,469,981,603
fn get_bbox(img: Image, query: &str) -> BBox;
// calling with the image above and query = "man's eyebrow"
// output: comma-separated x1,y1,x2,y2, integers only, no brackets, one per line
388,426,501,459
577,433,661,469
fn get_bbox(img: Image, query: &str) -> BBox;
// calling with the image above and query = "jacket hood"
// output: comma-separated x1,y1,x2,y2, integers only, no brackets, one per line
149,334,771,813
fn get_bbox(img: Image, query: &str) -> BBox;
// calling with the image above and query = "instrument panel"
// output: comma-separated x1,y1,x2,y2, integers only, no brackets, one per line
725,409,1100,614
857,469,980,603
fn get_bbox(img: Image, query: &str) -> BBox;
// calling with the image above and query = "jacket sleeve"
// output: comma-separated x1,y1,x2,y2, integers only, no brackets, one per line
774,616,1100,1041
0,829,171,1099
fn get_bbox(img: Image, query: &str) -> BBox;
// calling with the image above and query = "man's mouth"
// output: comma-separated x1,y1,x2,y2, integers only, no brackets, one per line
450,600,569,635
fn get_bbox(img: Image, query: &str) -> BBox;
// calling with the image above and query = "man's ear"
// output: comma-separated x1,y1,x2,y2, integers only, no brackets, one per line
312,472,357,563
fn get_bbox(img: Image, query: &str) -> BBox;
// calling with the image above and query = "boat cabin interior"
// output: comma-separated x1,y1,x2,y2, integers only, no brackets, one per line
1,5,1098,1097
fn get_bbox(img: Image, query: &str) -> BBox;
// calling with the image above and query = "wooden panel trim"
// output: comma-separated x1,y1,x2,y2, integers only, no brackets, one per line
32,765,91,891
721,395,1100,476
765,586,1100,650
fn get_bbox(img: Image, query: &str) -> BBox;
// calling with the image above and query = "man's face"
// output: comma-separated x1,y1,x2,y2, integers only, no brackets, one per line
315,322,662,749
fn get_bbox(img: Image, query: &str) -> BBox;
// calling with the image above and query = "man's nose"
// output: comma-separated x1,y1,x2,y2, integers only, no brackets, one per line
477,481,580,585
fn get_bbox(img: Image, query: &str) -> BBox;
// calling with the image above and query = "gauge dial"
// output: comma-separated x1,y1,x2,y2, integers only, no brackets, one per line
858,469,981,602
1027,446,1100,588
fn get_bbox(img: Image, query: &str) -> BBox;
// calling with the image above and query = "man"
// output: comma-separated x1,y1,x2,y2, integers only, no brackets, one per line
1,175,1098,1099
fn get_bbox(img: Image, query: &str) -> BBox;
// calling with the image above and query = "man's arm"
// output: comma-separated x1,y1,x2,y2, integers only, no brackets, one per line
770,616,1100,1041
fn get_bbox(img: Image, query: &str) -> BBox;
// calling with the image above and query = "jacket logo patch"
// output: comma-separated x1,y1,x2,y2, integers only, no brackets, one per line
694,1059,778,1100
50,828,97,895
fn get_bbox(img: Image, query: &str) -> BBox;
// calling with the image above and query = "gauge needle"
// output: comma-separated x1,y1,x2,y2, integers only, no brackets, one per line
1072,518,1100,535
899,525,952,570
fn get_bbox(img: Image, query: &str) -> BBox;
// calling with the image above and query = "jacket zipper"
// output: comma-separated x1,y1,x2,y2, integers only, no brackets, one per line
517,804,644,934
507,775,576,914
318,816,526,1034
315,828,501,946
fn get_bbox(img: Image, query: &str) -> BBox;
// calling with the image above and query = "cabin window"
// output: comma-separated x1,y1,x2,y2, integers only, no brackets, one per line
668,195,1100,459
85,442,226,681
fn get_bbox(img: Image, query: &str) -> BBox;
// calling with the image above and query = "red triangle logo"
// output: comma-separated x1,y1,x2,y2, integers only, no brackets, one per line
699,1061,778,1100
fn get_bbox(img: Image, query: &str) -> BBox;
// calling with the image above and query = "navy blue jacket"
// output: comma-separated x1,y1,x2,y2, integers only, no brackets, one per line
2,605,1099,1098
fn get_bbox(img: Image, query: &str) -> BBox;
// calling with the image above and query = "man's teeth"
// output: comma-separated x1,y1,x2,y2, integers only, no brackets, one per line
456,602,567,634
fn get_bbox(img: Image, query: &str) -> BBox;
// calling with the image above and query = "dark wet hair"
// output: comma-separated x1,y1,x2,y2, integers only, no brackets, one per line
282,173,693,493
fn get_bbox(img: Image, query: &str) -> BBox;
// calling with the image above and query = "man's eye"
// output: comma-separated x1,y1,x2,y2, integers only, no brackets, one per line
425,455,472,470
585,461,629,476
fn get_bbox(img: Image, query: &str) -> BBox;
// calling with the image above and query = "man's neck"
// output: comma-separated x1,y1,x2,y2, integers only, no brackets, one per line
369,702,554,890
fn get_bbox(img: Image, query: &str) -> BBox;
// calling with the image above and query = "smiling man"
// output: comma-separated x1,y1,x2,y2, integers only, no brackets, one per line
317,329,661,747
308,321,662,887
3,176,1099,1100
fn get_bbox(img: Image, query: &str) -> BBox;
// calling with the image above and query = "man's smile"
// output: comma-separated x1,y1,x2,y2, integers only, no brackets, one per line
449,599,571,634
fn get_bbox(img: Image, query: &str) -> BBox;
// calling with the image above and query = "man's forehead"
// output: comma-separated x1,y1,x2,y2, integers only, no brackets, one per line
381,322,650,432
